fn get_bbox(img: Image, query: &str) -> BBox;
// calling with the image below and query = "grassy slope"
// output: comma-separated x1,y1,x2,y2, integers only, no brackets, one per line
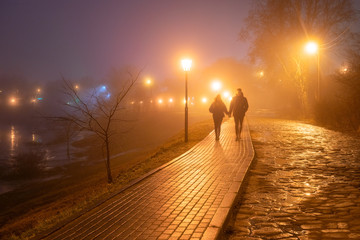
0,118,213,240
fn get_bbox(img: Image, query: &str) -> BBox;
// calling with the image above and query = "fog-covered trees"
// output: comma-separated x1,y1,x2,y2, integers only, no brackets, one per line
241,0,358,116
333,40,360,130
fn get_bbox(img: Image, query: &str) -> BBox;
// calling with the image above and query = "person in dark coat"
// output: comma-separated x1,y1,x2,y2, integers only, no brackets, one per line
209,94,228,141
228,88,248,141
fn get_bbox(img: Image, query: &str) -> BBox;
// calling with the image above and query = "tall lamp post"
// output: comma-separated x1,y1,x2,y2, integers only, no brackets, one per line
305,41,320,101
181,59,192,142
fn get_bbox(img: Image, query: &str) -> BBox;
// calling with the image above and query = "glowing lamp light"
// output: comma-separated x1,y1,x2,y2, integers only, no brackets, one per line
74,84,80,90
211,81,222,92
305,41,318,55
169,98,173,103
223,91,230,98
181,59,192,72
341,66,348,74
202,97,208,103
9,97,17,105
145,78,152,85
158,99,163,104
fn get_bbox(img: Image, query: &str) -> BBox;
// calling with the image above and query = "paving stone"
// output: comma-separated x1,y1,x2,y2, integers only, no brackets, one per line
224,117,360,240
40,120,254,240
252,226,283,235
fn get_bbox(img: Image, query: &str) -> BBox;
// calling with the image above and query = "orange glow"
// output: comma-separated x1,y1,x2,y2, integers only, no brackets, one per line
181,59,192,71
341,66,348,74
158,99,163,104
9,97,17,105
145,78,152,86
211,80,222,92
305,41,318,55
201,97,208,103
169,98,173,103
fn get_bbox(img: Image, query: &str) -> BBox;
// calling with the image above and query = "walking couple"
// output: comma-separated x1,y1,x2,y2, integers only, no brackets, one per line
209,88,248,141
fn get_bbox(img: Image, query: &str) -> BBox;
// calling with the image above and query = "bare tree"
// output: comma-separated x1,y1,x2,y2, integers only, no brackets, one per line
58,70,140,183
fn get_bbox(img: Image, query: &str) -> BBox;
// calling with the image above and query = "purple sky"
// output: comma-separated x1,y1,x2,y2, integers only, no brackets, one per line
0,0,251,82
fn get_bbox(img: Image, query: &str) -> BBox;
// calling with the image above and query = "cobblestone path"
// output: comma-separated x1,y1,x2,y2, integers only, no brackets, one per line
224,117,360,240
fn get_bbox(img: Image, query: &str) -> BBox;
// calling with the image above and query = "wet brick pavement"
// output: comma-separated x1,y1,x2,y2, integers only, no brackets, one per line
39,120,254,240
224,117,360,240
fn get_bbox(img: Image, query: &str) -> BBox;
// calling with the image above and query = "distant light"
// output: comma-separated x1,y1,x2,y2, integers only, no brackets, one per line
181,59,192,72
130,101,135,105
305,41,318,55
341,66,348,74
9,97,17,105
140,101,143,104
259,71,264,77
145,78,152,86
228,96,232,101
211,81,222,92
74,84,80,90
202,97,208,103
223,91,230,98
37,88,41,93
158,99,163,104
100,85,107,92
169,98,173,103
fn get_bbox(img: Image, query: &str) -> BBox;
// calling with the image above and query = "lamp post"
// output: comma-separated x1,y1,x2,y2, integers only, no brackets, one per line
305,41,320,101
145,78,153,104
181,59,192,142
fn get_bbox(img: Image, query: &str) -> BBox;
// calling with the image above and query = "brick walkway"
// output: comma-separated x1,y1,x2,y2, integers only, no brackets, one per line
40,119,254,240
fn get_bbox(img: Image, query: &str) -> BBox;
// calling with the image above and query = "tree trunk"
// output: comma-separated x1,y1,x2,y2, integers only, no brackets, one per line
105,137,113,183
66,139,71,161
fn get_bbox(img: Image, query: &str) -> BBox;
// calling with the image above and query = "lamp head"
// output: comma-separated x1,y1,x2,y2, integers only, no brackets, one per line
181,59,192,72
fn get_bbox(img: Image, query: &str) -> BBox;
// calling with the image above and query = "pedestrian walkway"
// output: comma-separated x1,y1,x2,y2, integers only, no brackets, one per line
40,119,254,240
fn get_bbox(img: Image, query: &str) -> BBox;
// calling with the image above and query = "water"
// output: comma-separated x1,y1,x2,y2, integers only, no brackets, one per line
0,123,81,194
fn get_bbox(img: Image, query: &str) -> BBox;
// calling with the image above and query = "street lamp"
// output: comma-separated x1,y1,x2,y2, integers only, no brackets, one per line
181,59,192,142
304,41,320,101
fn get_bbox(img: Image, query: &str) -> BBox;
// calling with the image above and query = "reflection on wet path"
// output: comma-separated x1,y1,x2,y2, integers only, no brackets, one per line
226,117,360,240
0,125,42,163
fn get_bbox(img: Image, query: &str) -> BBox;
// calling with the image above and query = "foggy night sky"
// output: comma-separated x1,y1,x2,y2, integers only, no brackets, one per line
0,0,251,83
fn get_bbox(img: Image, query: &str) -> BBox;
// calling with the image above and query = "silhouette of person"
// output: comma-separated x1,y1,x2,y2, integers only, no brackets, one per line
209,94,228,141
228,88,248,141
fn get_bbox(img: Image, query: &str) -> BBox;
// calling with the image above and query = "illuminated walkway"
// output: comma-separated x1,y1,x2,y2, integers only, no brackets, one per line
40,119,254,240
